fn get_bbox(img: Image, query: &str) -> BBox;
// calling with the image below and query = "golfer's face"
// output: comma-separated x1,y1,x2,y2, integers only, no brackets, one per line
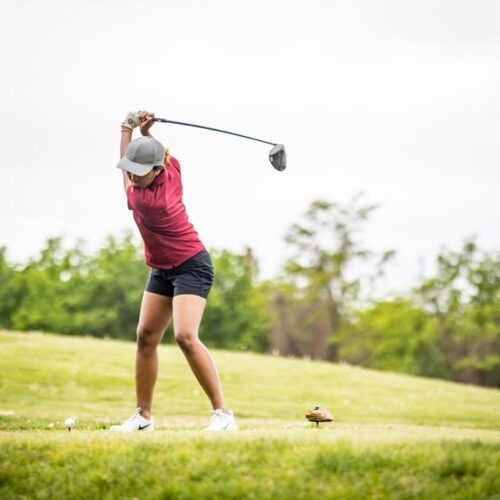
127,169,157,189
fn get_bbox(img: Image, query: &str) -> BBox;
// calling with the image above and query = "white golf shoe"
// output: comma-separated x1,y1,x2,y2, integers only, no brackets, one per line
109,408,154,432
204,409,238,431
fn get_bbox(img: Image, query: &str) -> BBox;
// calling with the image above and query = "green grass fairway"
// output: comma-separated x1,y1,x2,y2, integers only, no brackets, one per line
1,330,499,499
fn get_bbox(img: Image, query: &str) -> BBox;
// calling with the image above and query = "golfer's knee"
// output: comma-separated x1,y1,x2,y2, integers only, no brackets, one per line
175,330,198,351
136,326,161,352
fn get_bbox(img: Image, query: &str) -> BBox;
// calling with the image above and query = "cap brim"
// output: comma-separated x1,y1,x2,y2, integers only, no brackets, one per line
116,156,155,176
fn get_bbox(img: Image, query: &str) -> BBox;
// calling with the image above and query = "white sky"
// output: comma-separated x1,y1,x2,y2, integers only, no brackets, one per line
1,0,499,296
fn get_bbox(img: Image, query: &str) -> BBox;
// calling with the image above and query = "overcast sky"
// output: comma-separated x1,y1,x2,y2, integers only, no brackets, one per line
1,0,499,296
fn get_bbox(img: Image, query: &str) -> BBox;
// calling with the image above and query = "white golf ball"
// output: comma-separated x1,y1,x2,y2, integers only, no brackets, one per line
64,417,75,430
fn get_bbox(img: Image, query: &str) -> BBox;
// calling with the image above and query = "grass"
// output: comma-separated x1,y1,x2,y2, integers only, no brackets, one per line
1,330,500,499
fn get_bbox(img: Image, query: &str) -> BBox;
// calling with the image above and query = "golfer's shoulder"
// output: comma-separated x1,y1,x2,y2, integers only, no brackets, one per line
169,156,181,173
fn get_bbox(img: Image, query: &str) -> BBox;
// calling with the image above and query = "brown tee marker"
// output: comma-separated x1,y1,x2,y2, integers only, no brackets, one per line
305,407,334,428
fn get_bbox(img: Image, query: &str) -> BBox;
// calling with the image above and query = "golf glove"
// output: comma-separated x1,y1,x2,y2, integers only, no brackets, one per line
121,111,141,130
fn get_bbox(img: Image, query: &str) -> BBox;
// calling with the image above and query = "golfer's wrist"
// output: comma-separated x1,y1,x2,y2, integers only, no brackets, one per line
121,127,133,134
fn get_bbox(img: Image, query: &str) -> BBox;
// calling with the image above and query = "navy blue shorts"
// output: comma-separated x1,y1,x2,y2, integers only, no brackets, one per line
146,250,215,299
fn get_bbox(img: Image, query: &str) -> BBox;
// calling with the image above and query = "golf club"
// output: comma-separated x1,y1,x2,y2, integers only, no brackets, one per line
153,118,286,171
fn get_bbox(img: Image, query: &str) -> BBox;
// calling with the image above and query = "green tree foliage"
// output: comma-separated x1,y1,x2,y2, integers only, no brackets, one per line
338,299,443,376
278,194,395,360
415,239,500,386
6,234,147,339
273,197,500,387
200,249,273,352
0,236,272,352
339,239,500,387
0,247,17,328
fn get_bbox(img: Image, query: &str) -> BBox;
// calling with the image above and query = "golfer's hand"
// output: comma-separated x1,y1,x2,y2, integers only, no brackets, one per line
121,111,141,131
139,111,155,136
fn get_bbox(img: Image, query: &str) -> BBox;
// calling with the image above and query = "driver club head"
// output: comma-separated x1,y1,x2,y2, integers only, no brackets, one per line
269,144,286,171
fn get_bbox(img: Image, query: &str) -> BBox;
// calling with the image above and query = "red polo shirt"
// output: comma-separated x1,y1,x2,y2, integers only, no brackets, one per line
126,157,205,269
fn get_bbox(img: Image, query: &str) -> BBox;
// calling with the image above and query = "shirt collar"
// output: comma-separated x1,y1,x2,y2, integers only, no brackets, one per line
149,168,166,188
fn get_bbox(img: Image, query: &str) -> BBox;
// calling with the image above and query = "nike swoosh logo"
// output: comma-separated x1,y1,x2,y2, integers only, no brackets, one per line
138,423,152,430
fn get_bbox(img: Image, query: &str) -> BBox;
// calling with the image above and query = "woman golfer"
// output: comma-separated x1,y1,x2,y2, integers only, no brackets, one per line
111,110,237,432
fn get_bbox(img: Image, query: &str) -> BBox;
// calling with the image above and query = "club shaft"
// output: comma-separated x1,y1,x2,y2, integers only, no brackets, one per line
153,118,276,146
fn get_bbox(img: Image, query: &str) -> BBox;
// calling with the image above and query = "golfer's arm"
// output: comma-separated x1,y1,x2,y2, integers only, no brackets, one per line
120,128,133,192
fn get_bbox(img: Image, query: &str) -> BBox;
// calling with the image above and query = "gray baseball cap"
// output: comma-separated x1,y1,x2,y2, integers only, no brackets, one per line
116,136,165,176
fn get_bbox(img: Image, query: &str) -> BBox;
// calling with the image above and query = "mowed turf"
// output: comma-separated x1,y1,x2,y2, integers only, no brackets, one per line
1,330,499,499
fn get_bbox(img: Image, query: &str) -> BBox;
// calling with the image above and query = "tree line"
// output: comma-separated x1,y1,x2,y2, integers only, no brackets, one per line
1,194,498,387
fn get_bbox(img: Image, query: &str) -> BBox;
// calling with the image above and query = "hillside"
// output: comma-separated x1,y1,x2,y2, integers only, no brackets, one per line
1,330,499,430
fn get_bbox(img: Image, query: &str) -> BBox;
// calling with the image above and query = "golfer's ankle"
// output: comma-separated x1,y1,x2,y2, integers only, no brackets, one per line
139,408,152,419
213,407,230,414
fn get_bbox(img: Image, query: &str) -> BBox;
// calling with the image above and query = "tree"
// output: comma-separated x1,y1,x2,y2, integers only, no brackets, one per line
337,298,443,376
7,233,147,339
279,194,395,361
0,247,17,329
416,238,500,386
340,237,500,387
200,248,273,352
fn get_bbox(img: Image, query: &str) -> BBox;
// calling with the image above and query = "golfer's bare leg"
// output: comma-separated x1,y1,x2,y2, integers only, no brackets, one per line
135,291,172,419
173,294,227,411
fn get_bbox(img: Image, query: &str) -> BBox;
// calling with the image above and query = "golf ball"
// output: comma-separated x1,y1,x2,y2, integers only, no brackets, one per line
64,417,75,430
